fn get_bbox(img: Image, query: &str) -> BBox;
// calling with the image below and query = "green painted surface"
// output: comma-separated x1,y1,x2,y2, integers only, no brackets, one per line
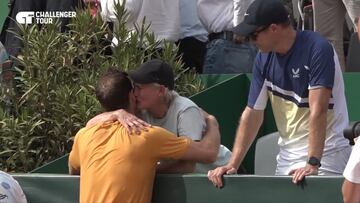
344,72,360,121
30,154,69,174
13,174,345,203
192,74,251,150
0,0,9,31
199,74,238,88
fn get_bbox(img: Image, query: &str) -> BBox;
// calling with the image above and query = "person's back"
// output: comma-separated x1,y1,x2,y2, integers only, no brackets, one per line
69,122,190,203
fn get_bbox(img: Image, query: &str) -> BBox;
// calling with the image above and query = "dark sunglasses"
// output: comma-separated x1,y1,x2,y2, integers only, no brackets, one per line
246,25,269,41
355,17,359,24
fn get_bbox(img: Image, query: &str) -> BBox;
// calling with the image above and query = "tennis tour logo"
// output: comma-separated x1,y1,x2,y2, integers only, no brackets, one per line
16,11,76,24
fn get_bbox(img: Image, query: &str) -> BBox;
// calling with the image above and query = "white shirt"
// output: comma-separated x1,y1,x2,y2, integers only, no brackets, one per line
100,0,142,29
179,0,208,42
197,0,253,33
343,140,360,184
101,0,181,42
0,171,28,203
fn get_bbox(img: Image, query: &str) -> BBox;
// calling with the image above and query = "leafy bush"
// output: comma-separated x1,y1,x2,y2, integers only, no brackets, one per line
0,4,204,172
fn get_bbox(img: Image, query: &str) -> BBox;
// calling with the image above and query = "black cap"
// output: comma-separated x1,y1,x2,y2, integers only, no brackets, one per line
232,0,289,37
129,59,175,90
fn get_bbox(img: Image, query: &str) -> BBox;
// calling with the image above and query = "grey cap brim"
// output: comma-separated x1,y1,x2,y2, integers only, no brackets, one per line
232,22,259,37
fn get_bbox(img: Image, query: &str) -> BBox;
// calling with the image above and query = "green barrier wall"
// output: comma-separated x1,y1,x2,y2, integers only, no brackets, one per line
344,72,360,121
31,73,360,174
0,0,9,31
13,174,345,203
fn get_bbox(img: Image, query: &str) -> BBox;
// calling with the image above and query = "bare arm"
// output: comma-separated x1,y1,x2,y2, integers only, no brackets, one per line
308,88,330,160
228,107,264,169
86,109,150,134
156,108,212,173
156,160,196,174
208,107,264,188
290,87,331,183
342,179,360,203
68,162,80,175
86,111,118,127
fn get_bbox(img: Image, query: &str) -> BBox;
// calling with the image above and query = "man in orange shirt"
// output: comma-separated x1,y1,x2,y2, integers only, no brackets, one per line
68,69,219,203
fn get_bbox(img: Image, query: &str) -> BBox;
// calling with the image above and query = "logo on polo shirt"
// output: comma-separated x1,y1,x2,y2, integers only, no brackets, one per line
292,68,300,78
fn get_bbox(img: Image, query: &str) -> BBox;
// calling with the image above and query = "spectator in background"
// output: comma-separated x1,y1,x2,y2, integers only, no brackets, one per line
0,0,81,57
312,0,360,71
197,0,257,74
69,69,220,203
342,16,360,203
100,0,181,45
87,59,232,173
0,42,11,83
208,0,351,187
0,170,28,203
176,0,208,73
0,42,13,114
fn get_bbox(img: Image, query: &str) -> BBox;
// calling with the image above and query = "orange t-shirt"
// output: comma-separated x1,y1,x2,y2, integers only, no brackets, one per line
69,122,190,203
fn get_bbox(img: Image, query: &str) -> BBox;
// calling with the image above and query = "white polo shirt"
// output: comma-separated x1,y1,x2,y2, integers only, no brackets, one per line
179,0,208,42
197,0,253,33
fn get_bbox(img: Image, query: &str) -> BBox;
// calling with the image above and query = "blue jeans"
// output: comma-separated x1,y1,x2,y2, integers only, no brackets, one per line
203,39,257,74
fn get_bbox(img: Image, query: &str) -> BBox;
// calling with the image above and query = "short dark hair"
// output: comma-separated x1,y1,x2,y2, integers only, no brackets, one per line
95,68,133,111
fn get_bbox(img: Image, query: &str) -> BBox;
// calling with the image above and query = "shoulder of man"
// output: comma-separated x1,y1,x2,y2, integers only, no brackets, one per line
300,30,333,49
172,92,200,110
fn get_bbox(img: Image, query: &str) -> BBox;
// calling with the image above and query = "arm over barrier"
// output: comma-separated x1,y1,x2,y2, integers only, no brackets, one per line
13,174,344,203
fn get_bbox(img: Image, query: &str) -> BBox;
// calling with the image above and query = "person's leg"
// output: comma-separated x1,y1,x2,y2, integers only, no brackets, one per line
177,37,207,73
313,0,347,71
343,0,360,31
222,41,257,73
203,39,257,74
358,17,360,39
202,39,226,74
2,0,46,56
291,0,301,28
